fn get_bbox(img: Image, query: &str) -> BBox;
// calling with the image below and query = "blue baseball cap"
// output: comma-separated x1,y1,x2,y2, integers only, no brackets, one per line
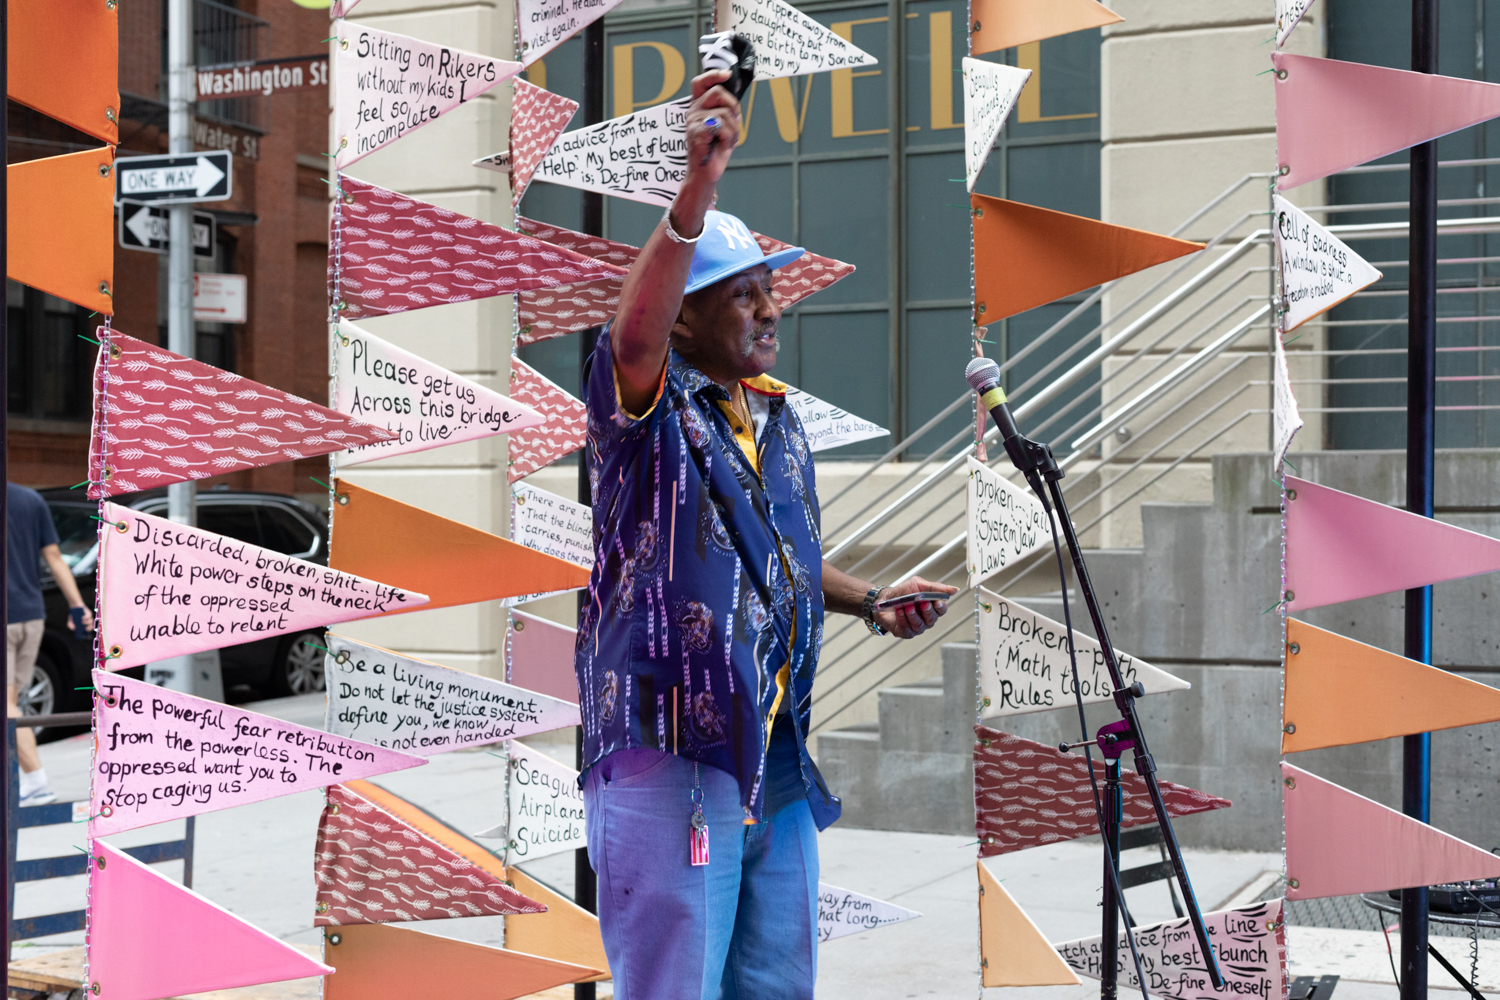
685,210,805,295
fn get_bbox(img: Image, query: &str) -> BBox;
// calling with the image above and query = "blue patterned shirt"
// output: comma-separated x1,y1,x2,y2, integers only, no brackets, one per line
574,327,840,828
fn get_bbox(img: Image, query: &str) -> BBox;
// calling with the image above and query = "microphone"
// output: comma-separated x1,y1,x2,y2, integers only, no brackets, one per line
965,357,1028,473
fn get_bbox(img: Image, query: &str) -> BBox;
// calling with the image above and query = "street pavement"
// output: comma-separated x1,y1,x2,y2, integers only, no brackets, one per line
10,692,1465,998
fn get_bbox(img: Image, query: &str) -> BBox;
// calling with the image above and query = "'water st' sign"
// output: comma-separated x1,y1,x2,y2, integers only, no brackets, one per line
114,151,232,205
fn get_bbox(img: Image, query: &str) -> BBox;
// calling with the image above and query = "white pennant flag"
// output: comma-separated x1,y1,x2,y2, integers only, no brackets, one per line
977,587,1188,717
963,59,1030,192
1057,899,1286,1000
818,884,921,943
1273,194,1381,333
966,457,1050,589
713,0,878,79
505,482,596,606
1273,332,1303,469
783,385,888,452
334,322,544,466
1275,0,1316,46
518,0,627,67
333,20,521,170
323,635,580,754
502,741,587,862
531,99,690,207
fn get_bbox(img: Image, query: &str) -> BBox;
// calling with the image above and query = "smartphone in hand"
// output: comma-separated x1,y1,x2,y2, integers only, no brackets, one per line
69,607,88,639
875,591,951,612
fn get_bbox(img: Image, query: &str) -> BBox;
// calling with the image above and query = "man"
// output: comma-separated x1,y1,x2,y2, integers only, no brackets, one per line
577,69,958,999
7,482,92,806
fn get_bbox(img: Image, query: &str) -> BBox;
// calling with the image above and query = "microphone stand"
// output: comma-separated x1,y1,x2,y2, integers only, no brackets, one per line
1001,430,1226,997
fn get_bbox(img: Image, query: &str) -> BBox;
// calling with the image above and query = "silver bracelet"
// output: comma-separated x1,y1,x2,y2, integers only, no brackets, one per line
661,205,704,244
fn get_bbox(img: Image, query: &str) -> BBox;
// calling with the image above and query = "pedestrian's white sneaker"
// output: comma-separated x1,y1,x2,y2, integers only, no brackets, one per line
19,786,56,807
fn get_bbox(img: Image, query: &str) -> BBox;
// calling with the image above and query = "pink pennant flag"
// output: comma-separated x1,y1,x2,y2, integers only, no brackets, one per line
333,176,626,321
508,359,587,482
333,22,521,170
753,233,856,310
519,281,624,346
974,726,1230,857
89,841,333,1000
509,80,579,206
1283,763,1500,899
510,609,581,704
316,783,546,925
97,502,428,671
91,670,425,837
88,331,393,498
333,321,545,465
515,216,640,267
1283,475,1500,611
1274,52,1500,190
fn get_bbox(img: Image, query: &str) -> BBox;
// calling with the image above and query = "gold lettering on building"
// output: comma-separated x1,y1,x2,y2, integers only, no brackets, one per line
1016,42,1097,124
928,11,961,130
830,17,888,138
613,41,686,118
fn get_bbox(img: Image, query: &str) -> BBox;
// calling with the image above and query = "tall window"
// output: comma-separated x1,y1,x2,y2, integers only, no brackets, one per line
518,0,1102,457
7,280,95,423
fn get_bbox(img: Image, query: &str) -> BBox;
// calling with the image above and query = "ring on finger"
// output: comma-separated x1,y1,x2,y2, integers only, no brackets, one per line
704,117,721,131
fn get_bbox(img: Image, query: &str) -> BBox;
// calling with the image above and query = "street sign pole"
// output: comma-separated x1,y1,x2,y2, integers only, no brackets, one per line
167,0,196,529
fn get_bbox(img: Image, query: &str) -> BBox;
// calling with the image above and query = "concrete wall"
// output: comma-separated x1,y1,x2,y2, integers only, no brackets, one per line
330,0,517,679
1089,1,1327,549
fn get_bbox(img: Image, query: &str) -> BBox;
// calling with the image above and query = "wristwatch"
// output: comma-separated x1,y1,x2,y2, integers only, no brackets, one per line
862,586,888,636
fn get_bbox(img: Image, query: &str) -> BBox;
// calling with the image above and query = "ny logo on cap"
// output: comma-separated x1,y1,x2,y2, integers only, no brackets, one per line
716,216,756,251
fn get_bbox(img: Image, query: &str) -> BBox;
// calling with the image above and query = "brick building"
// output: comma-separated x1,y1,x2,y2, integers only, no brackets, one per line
8,0,333,496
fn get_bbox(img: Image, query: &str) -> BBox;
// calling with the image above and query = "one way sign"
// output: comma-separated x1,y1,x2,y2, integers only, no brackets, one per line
118,203,215,258
114,151,232,205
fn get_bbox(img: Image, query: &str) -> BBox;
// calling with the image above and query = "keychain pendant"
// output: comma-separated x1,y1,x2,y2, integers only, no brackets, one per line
690,808,710,866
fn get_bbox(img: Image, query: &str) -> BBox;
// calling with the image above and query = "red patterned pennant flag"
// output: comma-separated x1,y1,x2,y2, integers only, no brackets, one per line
511,217,855,344
333,176,626,321
973,725,1230,857
509,81,579,206
508,359,587,482
315,783,545,925
89,331,393,498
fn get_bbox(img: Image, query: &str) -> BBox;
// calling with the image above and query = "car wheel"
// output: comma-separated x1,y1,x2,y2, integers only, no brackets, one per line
271,631,326,697
21,651,62,738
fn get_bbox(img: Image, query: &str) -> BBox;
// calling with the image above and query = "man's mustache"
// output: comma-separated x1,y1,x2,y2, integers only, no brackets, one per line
742,323,779,352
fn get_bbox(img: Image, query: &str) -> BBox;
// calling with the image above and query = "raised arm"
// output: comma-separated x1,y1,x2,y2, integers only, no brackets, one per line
611,71,742,416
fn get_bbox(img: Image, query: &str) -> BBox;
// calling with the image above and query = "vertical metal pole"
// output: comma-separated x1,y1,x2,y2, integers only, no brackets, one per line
574,17,606,1000
2,0,12,964
1100,762,1122,1000
167,0,196,527
1402,2,1438,996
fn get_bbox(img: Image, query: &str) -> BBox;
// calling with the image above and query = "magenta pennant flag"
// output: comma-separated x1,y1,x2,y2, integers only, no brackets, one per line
1274,52,1500,190
333,176,626,321
1283,763,1500,899
89,841,334,1000
90,670,426,837
88,331,394,498
509,609,581,704
508,359,587,482
1284,476,1500,611
974,726,1230,857
98,502,429,670
508,80,579,205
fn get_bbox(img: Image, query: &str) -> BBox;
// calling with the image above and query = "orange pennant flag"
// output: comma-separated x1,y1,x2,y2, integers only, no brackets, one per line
8,147,115,314
1284,619,1500,754
506,867,612,981
8,0,120,144
972,194,1202,326
343,779,610,982
978,862,1081,987
329,480,590,613
971,0,1123,58
323,923,602,1000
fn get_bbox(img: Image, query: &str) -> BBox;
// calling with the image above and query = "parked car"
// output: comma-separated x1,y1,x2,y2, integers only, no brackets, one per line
31,486,331,717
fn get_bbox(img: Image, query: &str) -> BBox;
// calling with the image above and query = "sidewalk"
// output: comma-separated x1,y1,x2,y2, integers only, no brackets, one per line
10,692,1452,998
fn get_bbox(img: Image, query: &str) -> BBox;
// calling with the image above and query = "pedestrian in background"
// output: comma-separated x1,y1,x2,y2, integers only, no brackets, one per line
8,482,92,806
